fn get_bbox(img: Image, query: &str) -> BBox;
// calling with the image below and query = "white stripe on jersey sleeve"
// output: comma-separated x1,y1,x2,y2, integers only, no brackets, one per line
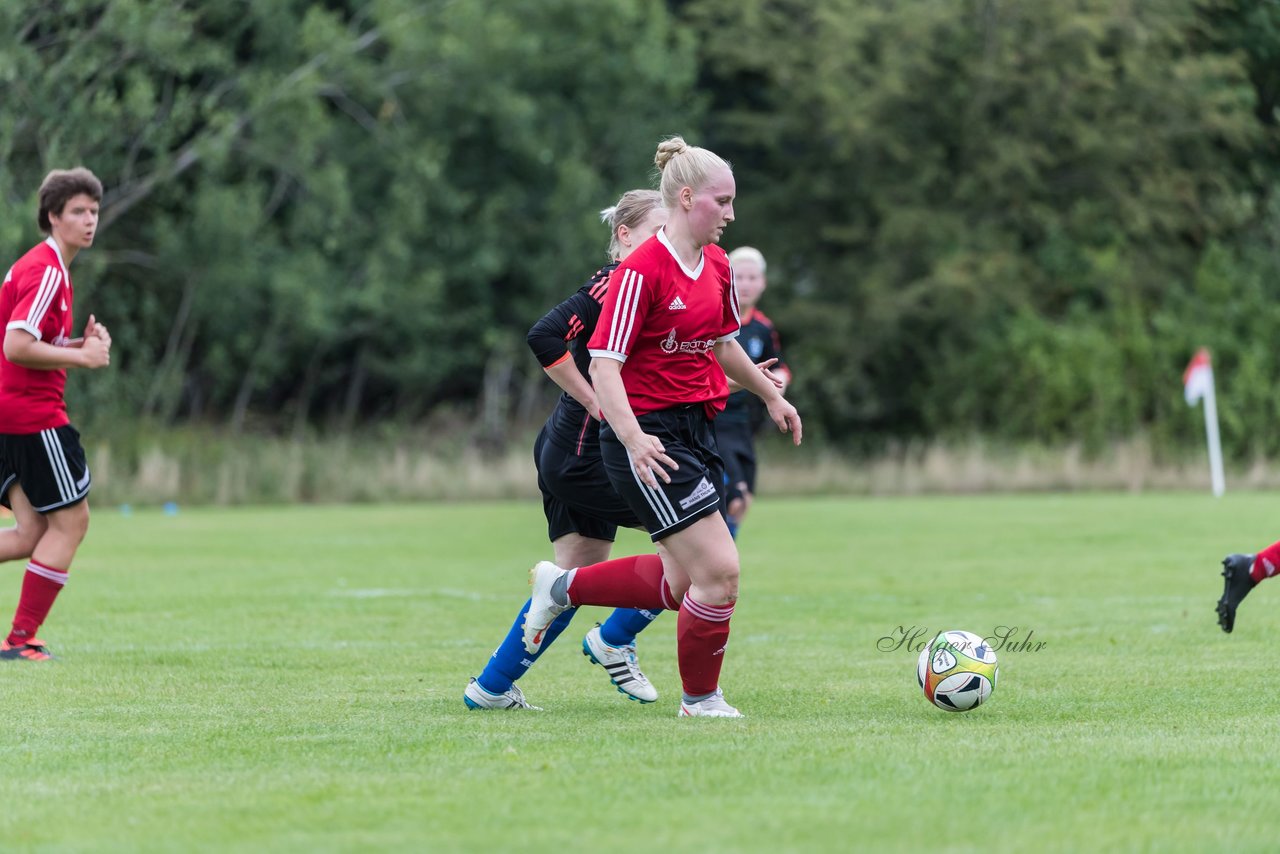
604,269,628,351
30,266,62,323
609,269,638,352
728,265,741,326
20,266,62,340
617,270,644,352
598,269,644,360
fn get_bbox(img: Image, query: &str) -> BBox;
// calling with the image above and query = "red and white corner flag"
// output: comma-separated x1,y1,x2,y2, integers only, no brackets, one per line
1183,348,1212,405
1183,347,1224,497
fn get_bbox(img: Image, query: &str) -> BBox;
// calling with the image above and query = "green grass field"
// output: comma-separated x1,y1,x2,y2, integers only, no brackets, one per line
2,493,1278,852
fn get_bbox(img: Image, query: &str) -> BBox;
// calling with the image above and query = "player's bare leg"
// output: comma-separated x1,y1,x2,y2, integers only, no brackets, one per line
553,532,612,569
0,484,48,563
33,500,88,570
1,499,86,662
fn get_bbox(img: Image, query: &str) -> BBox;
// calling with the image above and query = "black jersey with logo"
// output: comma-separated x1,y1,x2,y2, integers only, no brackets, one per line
719,308,787,429
526,263,616,454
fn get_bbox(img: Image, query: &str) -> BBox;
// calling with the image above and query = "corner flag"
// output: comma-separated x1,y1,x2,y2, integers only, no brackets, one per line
1183,347,1224,497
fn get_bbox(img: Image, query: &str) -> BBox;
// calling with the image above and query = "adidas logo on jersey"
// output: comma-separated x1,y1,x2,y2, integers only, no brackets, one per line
668,296,687,311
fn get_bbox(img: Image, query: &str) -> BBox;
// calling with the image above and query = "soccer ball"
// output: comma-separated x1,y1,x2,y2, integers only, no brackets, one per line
916,630,998,712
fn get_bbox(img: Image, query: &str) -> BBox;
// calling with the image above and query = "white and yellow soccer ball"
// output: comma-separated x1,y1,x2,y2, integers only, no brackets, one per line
916,630,998,712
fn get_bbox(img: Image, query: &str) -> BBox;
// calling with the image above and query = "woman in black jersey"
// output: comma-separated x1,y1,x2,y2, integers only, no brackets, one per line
464,190,668,710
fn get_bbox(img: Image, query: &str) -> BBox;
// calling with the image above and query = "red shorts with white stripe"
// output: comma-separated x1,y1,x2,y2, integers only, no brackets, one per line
0,424,91,514
599,406,727,542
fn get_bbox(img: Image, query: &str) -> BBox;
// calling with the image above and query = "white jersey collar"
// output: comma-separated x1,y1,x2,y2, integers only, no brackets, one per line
657,227,704,280
44,236,70,281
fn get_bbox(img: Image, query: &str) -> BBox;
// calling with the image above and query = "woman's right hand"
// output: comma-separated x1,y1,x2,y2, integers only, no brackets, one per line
624,431,679,490
766,396,803,445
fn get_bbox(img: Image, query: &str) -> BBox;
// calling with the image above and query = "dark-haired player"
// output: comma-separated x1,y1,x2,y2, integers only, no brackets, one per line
0,167,112,661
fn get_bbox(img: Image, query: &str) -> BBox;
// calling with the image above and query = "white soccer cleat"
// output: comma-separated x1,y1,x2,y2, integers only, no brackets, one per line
678,688,743,718
522,561,570,655
582,624,658,703
463,677,542,711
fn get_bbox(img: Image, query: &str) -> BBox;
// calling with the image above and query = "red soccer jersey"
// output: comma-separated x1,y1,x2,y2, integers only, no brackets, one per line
588,228,740,418
0,238,76,433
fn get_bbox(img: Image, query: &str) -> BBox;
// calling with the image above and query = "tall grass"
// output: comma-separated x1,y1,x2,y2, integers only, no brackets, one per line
81,426,1280,506
759,435,1280,495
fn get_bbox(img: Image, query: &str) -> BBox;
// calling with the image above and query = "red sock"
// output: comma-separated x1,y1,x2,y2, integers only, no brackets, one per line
1252,543,1280,583
8,560,68,645
567,554,675,610
677,594,734,697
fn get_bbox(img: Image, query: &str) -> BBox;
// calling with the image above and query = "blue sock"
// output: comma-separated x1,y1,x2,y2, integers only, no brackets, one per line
727,519,739,539
476,599,577,695
598,608,661,648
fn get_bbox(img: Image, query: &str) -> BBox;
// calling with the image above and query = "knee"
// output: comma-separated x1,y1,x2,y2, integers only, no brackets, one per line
702,557,740,606
13,521,47,554
72,502,90,537
52,502,90,543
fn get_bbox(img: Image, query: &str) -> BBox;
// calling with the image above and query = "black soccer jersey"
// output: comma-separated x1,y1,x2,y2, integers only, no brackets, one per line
526,263,616,454
718,308,788,428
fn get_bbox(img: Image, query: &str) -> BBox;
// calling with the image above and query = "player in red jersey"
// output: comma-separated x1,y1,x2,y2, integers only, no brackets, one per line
0,167,111,661
464,190,669,709
521,137,802,717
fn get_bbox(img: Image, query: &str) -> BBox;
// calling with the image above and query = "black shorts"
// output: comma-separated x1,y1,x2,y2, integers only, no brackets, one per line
535,425,642,543
714,419,757,505
600,406,726,543
0,425,92,514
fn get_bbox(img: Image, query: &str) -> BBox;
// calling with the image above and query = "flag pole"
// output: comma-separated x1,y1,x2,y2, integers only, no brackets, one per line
1202,367,1225,498
1184,348,1225,497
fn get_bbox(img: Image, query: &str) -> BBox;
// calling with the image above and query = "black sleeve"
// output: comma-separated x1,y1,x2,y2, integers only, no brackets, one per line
527,287,603,369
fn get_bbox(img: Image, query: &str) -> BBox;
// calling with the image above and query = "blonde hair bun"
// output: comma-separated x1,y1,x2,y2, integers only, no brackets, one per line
654,136,691,172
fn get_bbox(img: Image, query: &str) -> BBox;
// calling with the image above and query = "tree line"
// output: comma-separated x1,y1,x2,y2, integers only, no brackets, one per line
2,0,1277,460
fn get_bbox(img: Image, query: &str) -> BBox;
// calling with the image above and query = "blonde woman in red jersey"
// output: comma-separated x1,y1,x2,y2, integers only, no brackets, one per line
521,137,802,717
464,190,669,710
0,168,111,661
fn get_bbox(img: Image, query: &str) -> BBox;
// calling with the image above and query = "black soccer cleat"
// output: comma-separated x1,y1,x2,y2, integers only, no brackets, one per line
1217,553,1258,634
